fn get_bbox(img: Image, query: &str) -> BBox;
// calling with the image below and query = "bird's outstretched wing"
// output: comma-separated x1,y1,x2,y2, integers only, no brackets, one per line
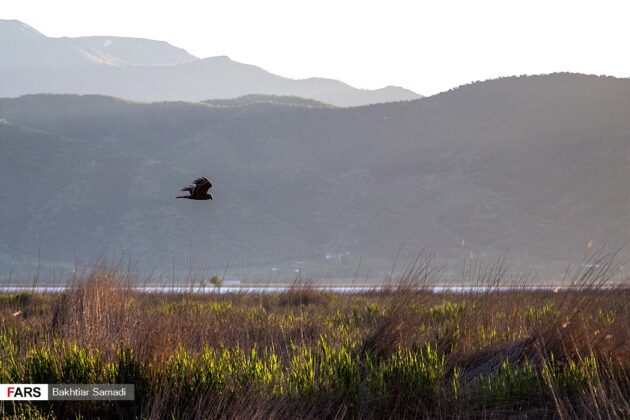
192,177,212,195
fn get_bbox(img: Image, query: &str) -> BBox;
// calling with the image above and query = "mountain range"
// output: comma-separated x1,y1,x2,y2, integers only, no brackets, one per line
1,73,629,280
0,19,421,107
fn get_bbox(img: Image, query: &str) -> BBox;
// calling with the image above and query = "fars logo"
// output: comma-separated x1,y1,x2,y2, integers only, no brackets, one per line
0,384,48,400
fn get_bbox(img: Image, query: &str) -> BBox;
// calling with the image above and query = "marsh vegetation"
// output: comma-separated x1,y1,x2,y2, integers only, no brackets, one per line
0,257,628,419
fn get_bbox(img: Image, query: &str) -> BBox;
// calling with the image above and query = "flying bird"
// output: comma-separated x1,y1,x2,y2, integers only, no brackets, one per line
177,177,213,200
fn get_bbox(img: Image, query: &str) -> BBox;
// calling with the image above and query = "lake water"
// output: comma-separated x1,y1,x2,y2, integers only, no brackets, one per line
0,285,580,294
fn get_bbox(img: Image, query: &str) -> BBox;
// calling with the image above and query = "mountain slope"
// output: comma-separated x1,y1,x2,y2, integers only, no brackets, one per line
0,20,421,106
72,36,198,66
0,20,45,39
361,74,630,259
1,74,629,278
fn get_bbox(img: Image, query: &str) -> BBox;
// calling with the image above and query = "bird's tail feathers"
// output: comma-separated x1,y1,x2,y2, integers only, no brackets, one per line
176,195,190,199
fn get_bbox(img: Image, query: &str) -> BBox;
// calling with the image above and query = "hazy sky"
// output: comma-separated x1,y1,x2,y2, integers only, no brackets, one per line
4,0,629,95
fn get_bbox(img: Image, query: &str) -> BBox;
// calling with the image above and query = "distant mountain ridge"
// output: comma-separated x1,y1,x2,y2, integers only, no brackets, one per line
1,73,629,279
204,94,334,108
0,19,422,106
0,20,45,39
71,36,198,66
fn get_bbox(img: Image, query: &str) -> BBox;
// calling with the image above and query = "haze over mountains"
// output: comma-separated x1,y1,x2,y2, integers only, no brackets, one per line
1,72,629,280
0,19,421,107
